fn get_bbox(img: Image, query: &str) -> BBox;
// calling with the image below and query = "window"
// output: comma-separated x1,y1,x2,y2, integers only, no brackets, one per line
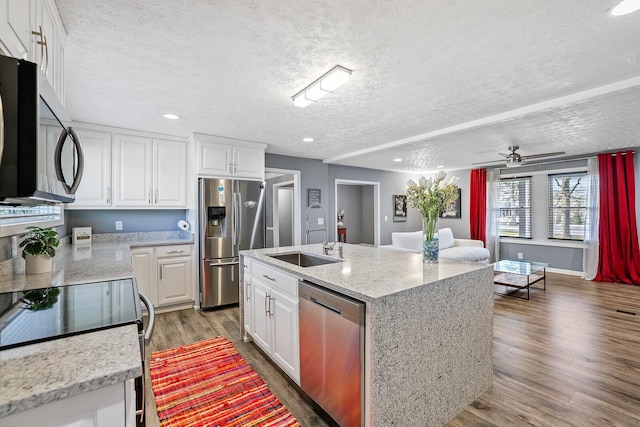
548,172,588,241
498,177,532,238
0,205,63,237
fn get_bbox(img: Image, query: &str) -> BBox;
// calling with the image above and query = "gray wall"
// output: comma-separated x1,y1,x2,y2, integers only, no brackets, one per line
65,210,188,233
362,186,375,245
337,185,363,243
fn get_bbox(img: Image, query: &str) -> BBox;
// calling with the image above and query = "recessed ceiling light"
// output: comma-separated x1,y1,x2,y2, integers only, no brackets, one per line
393,158,402,162
437,165,444,169
610,0,640,15
303,137,314,142
163,113,180,120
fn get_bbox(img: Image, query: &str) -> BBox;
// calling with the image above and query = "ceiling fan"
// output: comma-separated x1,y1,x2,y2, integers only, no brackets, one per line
472,146,566,168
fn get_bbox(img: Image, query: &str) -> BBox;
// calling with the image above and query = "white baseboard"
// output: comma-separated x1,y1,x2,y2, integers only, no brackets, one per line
546,267,584,277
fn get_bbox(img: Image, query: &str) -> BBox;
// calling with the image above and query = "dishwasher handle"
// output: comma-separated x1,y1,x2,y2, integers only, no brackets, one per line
309,296,341,315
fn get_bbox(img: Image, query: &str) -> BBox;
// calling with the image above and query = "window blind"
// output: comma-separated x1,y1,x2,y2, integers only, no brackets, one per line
498,176,532,238
548,172,588,241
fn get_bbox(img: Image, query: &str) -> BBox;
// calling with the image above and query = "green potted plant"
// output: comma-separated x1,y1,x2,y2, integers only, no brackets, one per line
19,226,60,274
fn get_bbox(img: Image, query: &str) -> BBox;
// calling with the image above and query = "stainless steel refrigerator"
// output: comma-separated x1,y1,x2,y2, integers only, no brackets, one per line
199,178,265,309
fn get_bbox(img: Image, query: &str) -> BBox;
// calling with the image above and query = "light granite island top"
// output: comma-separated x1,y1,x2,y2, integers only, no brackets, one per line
0,231,194,418
241,243,494,426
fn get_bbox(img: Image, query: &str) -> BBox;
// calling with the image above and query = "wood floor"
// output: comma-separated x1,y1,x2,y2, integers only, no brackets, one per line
144,273,640,426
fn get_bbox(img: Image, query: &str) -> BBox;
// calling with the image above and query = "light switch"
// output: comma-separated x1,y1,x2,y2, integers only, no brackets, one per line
115,221,123,230
318,218,324,225
384,216,388,222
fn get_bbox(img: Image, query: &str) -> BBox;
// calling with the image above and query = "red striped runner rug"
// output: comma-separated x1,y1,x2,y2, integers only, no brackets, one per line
150,336,300,427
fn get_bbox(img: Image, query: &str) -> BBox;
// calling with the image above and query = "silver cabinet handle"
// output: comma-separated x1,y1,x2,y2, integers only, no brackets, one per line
154,189,158,204
246,280,251,301
262,274,275,281
106,186,111,204
159,264,163,279
268,296,274,318
148,189,152,204
166,250,184,254
228,162,233,174
264,293,269,315
234,163,238,174
32,25,44,70
43,34,49,76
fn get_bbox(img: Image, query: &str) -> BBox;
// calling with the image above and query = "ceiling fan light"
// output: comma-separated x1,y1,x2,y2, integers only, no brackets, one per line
505,159,522,168
610,0,640,15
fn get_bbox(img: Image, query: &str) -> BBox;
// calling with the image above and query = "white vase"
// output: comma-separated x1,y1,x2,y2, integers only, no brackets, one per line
25,254,53,275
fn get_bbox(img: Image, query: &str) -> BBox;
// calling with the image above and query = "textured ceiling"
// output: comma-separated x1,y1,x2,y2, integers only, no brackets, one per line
54,0,640,172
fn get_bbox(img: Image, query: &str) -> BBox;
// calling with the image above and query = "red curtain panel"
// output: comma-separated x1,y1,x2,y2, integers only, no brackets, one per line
469,169,487,244
594,150,640,285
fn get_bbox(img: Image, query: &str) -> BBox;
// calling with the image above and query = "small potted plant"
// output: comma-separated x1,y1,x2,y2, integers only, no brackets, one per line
19,226,60,274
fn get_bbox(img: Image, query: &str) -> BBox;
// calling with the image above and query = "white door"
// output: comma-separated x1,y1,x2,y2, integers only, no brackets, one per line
157,256,193,306
270,287,299,382
72,129,112,207
233,146,264,179
250,279,271,353
114,135,153,207
153,139,187,207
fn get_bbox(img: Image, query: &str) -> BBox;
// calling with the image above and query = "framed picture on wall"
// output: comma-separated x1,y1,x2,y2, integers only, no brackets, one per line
393,194,407,222
308,188,321,207
441,188,462,218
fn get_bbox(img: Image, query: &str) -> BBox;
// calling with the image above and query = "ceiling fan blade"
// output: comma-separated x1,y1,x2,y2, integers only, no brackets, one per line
498,152,511,158
471,159,506,166
521,151,566,160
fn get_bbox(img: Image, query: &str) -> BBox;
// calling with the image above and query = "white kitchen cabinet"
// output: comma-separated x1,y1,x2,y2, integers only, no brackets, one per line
70,129,112,207
114,135,187,208
195,134,265,180
131,244,194,311
31,0,65,104
246,260,300,383
130,247,154,303
1,380,134,427
242,258,253,335
0,0,31,58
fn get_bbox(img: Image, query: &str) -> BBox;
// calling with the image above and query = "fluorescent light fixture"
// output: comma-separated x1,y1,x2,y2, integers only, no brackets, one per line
393,158,402,162
437,165,444,169
292,65,352,108
163,113,180,120
611,0,640,15
303,137,314,142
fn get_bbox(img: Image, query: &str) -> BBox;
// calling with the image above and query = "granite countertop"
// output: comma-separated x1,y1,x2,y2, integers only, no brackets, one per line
241,243,490,302
0,325,141,418
0,231,194,418
0,231,194,293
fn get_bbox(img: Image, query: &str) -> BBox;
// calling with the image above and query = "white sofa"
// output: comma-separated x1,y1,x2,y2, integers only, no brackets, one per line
382,228,490,263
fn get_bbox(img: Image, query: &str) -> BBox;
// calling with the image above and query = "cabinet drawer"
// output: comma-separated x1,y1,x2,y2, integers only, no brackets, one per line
252,260,298,297
156,244,192,257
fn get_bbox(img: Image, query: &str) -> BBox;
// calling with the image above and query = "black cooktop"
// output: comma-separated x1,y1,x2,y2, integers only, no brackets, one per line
0,279,142,350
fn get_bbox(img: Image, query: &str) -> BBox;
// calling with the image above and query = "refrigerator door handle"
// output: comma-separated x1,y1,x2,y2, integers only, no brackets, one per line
231,192,237,246
237,192,243,247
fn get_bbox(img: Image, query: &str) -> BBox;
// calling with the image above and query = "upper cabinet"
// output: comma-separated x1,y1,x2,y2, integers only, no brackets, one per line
194,134,265,180
0,0,66,104
114,135,187,208
72,128,113,207
0,0,31,58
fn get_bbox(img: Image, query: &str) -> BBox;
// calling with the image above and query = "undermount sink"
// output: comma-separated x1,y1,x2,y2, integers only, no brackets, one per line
267,252,342,267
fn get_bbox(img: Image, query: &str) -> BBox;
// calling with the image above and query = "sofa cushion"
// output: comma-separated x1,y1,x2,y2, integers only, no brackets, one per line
391,231,422,252
437,228,455,250
439,246,490,262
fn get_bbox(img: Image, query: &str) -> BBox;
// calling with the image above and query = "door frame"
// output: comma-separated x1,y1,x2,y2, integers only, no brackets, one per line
272,181,295,247
334,179,380,246
265,168,302,245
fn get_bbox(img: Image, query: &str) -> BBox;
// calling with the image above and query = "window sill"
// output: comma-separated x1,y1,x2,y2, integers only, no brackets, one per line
499,237,586,249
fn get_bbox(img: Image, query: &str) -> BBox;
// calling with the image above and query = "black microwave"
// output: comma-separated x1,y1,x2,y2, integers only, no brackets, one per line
0,55,83,205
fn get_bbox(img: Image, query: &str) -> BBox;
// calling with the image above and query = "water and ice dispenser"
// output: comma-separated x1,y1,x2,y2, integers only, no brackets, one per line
207,206,226,237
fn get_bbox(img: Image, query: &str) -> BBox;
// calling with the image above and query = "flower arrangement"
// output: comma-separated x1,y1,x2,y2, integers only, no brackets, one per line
406,171,460,241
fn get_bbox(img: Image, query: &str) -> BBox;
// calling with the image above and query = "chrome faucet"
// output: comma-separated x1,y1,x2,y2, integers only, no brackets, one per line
305,202,336,254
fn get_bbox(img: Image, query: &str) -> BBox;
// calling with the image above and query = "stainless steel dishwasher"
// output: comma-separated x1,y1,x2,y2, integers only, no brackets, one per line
299,280,365,427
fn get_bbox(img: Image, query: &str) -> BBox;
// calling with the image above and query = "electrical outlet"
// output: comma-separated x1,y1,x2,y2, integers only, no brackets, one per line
384,215,388,222
115,221,123,231
318,218,324,225
517,252,523,260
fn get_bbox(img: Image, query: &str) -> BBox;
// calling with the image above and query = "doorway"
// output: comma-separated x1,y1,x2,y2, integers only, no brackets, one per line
334,179,380,246
265,168,301,248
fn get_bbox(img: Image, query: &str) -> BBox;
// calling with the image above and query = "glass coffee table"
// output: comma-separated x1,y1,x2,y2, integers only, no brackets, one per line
493,260,548,300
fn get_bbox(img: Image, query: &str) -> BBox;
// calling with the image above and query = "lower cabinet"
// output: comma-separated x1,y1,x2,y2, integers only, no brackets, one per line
131,244,194,311
2,380,135,427
245,260,300,384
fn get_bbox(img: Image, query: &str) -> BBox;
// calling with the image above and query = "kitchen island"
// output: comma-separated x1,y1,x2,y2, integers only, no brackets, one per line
241,243,494,426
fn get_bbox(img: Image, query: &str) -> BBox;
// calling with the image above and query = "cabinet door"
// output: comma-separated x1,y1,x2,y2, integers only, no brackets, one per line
157,256,193,306
153,139,186,207
198,141,232,176
233,145,264,179
0,0,31,58
130,247,155,306
243,275,253,335
270,287,299,383
250,279,271,354
114,135,153,207
33,0,56,87
71,129,112,207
